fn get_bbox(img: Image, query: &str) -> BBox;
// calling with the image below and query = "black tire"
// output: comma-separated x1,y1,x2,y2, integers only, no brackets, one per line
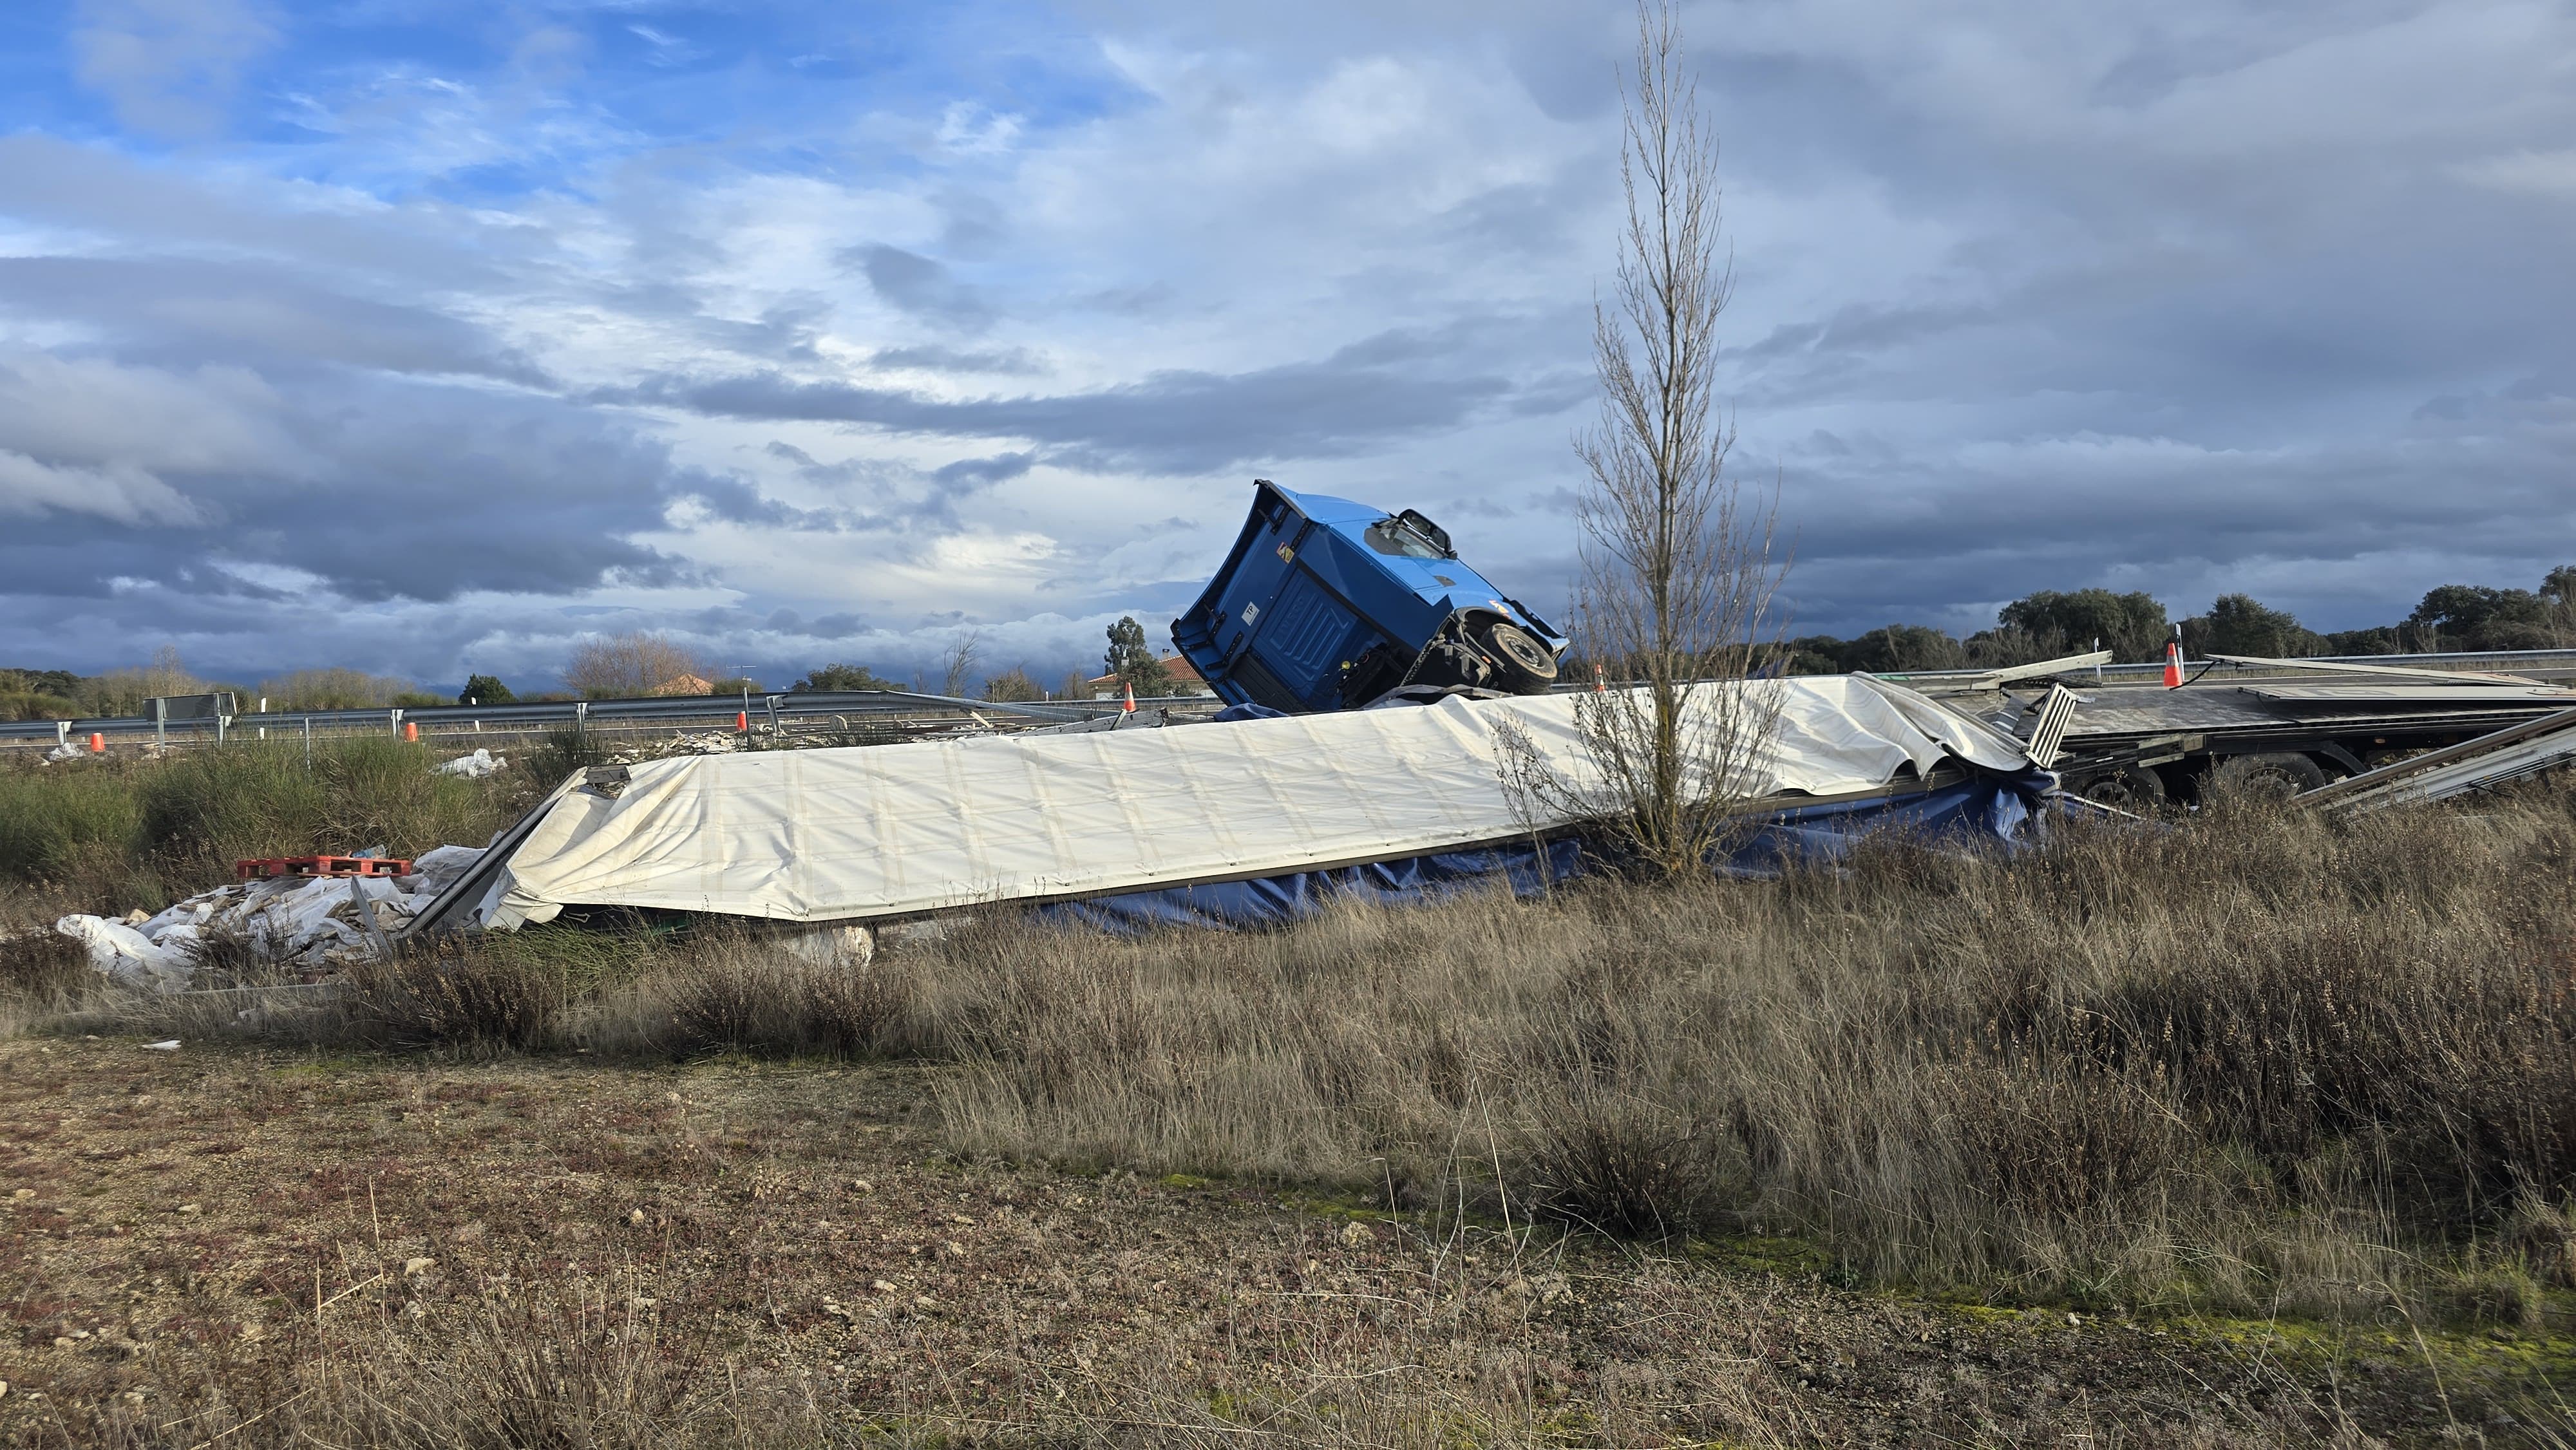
2208,752,2329,800
2074,763,2167,810
1479,621,1558,693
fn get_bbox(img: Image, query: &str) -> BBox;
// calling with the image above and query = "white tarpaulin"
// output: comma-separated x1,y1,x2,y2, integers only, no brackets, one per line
475,677,2032,930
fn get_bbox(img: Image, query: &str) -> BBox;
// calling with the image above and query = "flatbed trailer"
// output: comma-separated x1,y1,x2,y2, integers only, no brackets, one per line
1956,670,2576,807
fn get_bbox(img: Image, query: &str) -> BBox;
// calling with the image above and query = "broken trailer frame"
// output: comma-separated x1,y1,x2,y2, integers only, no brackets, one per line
1904,650,2576,809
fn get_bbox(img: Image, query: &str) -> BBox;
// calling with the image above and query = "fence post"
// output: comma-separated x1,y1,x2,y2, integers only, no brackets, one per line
154,698,166,751
390,707,402,740
576,700,589,753
303,716,312,769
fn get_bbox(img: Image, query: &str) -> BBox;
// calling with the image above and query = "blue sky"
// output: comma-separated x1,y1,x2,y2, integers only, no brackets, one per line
3,0,2572,691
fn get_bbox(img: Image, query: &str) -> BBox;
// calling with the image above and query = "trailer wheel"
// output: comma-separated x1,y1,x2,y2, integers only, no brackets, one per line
1479,621,1559,693
2074,763,2166,810
2208,752,2328,800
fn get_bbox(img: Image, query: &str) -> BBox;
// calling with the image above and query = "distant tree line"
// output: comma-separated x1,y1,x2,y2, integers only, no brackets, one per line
1783,566,2576,675
790,615,1168,703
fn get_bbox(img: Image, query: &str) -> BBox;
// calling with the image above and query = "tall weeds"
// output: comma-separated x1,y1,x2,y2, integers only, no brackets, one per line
910,782,2576,1316
0,738,526,918
32,774,2576,1320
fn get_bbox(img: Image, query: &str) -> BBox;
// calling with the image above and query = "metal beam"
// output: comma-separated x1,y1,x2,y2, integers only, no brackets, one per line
2297,706,2576,811
1883,650,2114,695
2204,653,2542,685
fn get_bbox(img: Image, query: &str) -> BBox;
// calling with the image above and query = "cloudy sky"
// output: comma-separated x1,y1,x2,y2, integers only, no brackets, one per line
3,0,2571,692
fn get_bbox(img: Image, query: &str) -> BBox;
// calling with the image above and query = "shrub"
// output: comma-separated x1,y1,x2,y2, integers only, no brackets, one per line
658,940,907,1057
0,737,520,914
0,690,79,722
336,937,589,1051
259,668,413,710
0,765,143,888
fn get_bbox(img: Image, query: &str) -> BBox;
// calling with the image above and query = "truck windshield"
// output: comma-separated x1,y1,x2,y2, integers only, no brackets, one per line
1363,518,1446,559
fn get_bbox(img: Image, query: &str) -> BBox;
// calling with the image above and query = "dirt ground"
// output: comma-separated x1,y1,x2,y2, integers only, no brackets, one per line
1,1035,2564,1447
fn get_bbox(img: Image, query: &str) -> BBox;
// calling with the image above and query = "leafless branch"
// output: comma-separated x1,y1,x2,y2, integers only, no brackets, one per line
1504,0,1790,880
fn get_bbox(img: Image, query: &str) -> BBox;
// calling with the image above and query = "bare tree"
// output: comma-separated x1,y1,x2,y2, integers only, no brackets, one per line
982,666,1045,702
1502,1,1788,881
82,645,216,715
939,628,985,698
564,632,706,699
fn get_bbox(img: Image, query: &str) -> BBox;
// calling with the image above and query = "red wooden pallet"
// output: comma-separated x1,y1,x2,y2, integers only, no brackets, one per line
234,855,413,881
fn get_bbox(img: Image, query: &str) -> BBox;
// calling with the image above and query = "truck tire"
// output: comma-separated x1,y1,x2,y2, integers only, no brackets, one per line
2073,763,2166,810
2208,752,2328,800
1479,621,1558,693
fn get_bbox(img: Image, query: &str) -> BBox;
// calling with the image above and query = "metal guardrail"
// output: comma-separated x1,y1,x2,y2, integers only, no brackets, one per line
1872,646,2576,689
0,689,1223,745
15,646,2574,744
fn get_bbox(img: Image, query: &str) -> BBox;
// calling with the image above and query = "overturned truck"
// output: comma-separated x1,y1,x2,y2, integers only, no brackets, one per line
401,480,2055,944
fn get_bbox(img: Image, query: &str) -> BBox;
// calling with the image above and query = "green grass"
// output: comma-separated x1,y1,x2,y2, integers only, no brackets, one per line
0,737,527,916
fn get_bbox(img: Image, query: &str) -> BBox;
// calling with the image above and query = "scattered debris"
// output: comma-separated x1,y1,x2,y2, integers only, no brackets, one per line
605,731,744,764
236,854,412,881
434,748,507,778
141,1041,179,1052
55,845,486,992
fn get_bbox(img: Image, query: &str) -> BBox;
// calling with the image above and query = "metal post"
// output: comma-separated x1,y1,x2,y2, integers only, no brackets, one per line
390,707,402,739
576,700,589,753
216,714,226,746
765,693,780,740
54,720,68,751
303,715,312,769
154,698,166,751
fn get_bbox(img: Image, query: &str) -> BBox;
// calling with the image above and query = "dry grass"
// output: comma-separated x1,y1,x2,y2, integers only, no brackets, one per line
9,778,2575,1443
908,783,2576,1321
64,776,2576,1330
0,1035,2494,1449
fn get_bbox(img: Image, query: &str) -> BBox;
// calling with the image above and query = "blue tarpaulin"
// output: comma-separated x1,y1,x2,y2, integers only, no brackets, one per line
1040,764,2056,932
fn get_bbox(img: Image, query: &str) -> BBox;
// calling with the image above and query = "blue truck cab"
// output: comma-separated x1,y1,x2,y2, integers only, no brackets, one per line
1172,479,1569,713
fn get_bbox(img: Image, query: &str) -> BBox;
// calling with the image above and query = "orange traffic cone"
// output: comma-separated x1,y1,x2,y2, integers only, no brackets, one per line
2162,641,2184,689
403,720,419,742
1593,663,1606,692
1122,682,1136,714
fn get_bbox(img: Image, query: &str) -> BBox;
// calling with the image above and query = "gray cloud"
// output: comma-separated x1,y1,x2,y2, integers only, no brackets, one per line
7,0,2576,685
71,0,278,138
931,451,1037,489
635,326,1537,473
845,244,994,331
0,256,549,384
869,344,1046,375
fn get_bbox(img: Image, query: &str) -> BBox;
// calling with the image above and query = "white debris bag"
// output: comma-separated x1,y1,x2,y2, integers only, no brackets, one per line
435,748,506,778
64,843,492,993
53,916,193,992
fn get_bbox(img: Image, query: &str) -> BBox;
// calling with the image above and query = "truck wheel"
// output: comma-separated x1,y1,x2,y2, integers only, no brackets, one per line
2074,763,2166,810
1479,621,1559,693
2208,752,2328,800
